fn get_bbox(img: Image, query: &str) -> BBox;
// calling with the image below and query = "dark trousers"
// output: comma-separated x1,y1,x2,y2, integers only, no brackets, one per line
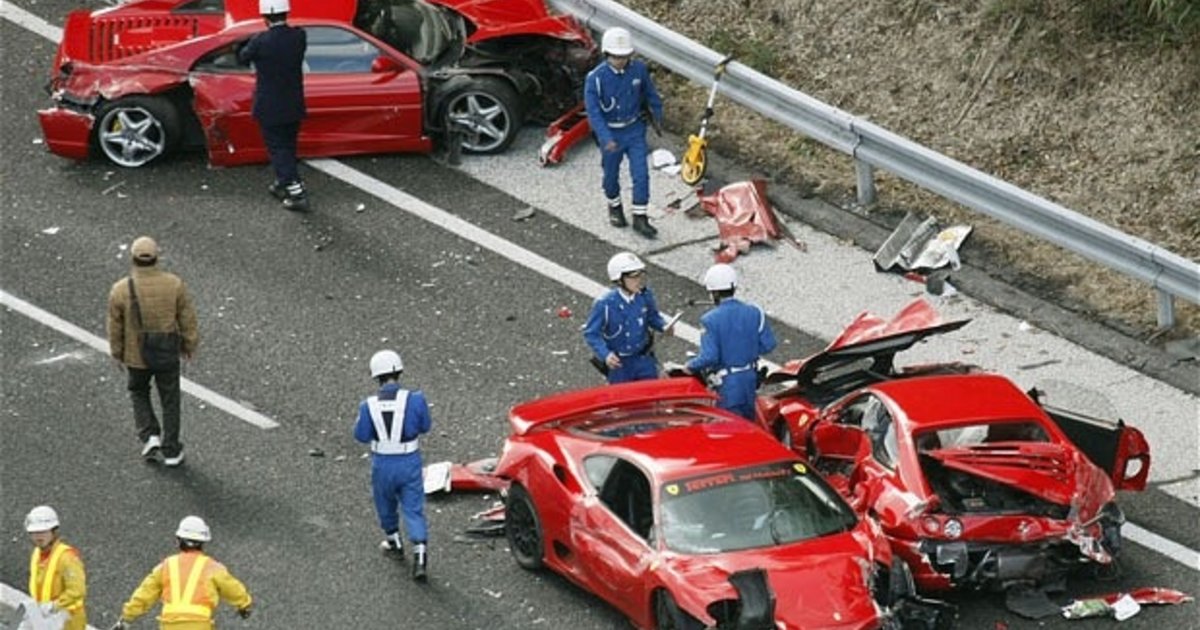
127,366,182,456
262,121,301,185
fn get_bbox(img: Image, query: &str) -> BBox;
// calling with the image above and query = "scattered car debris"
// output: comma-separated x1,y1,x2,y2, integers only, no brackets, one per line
307,448,325,458
1062,587,1193,621
423,461,453,494
874,211,972,274
41,227,61,235
650,148,677,170
538,103,590,166
697,179,805,262
512,206,536,222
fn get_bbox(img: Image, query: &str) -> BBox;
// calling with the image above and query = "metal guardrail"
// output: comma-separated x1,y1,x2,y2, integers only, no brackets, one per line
550,0,1200,329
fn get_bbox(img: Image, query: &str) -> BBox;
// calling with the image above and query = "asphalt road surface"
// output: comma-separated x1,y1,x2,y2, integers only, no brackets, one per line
3,3,1197,629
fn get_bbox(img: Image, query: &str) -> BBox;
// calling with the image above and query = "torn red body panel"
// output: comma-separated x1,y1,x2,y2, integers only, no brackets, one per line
492,378,952,629
698,179,800,262
538,102,591,165
756,299,1152,593
38,0,596,168
449,457,510,492
1100,588,1193,606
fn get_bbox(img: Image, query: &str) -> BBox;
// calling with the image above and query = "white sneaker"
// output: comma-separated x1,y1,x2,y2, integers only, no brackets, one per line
163,448,185,467
141,435,162,459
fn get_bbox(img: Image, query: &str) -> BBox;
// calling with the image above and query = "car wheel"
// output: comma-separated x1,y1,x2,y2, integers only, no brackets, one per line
505,483,544,570
95,96,180,168
441,77,522,154
654,591,704,630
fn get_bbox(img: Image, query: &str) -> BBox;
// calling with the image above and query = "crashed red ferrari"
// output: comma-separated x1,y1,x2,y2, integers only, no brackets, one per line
38,0,595,167
493,377,950,630
756,300,1151,593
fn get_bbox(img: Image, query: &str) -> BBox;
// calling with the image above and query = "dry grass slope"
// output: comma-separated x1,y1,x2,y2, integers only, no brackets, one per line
623,0,1199,338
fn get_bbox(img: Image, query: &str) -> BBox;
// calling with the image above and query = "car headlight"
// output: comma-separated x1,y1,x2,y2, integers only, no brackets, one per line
943,518,963,539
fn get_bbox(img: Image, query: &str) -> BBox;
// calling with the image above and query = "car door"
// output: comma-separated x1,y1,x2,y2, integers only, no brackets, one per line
189,25,427,166
1040,404,1150,491
572,456,654,617
298,25,428,158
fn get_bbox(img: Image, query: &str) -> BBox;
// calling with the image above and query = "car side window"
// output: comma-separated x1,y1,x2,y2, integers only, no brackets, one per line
841,395,899,469
193,41,252,73
596,458,653,541
303,26,380,74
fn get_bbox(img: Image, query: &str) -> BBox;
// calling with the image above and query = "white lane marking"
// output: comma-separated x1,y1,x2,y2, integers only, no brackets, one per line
309,159,711,343
0,1,62,41
2,4,1190,569
0,582,100,629
1,289,280,429
1125,522,1200,571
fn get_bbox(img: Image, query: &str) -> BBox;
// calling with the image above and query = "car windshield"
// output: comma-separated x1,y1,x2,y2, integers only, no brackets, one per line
660,461,857,554
353,0,458,64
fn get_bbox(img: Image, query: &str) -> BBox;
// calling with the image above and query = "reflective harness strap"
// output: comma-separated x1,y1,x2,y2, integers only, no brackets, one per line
368,392,418,455
29,543,66,603
163,555,212,618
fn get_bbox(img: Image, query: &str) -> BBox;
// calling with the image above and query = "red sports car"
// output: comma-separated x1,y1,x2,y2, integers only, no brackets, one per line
494,377,950,630
38,0,595,167
756,300,1151,593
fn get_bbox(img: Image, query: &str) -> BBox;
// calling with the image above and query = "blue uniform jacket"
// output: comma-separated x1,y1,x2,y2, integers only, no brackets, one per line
583,59,663,148
686,298,777,374
583,287,667,361
238,23,307,125
354,383,432,459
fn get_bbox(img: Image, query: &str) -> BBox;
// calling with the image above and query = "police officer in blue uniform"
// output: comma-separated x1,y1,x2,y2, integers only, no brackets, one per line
354,350,431,581
683,264,777,420
584,252,675,383
584,27,664,239
238,0,309,211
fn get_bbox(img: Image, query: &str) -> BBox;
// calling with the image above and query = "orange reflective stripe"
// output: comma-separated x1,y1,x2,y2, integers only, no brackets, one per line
162,554,213,619
28,543,70,603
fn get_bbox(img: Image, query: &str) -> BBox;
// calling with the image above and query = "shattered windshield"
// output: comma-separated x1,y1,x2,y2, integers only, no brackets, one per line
353,0,457,64
660,462,857,554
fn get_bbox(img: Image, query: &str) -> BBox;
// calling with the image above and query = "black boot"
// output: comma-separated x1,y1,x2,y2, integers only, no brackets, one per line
379,532,403,558
268,181,288,201
282,181,309,212
608,203,628,227
632,214,658,238
412,543,428,582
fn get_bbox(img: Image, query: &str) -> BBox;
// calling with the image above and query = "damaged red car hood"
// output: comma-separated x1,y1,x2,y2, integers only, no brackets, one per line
926,442,1095,506
768,299,969,385
668,533,882,629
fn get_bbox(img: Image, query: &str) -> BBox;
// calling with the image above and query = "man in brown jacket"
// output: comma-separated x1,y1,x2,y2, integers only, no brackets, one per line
107,236,199,466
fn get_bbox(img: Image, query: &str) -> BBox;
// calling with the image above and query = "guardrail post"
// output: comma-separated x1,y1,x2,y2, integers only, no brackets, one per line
855,160,876,206
1156,290,1176,330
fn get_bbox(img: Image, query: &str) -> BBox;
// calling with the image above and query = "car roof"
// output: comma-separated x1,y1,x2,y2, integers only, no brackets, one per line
508,377,717,435
869,372,1048,431
597,415,799,482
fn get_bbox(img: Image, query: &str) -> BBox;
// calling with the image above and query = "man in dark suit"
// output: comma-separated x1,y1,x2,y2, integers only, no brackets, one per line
238,0,309,211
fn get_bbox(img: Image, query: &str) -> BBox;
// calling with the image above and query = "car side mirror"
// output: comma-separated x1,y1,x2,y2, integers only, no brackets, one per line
371,56,401,73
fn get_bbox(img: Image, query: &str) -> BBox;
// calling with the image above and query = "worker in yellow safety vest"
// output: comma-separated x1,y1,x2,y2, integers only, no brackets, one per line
26,505,88,630
111,515,253,630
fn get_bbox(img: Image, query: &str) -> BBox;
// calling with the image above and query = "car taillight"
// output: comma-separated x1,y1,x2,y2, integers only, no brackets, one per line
921,516,941,535
943,518,963,539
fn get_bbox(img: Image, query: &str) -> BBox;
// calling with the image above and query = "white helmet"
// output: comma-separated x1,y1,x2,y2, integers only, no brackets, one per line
259,0,289,15
703,263,738,291
25,506,60,533
601,27,634,56
607,252,646,282
370,350,404,378
176,516,212,542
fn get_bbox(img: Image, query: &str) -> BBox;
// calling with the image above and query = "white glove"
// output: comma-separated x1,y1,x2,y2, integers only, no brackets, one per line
39,602,59,616
109,620,128,630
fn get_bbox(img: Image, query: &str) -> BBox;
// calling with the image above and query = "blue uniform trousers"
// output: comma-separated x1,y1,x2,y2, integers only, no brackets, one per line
371,453,427,544
608,353,658,384
601,123,650,207
262,121,301,185
717,370,759,421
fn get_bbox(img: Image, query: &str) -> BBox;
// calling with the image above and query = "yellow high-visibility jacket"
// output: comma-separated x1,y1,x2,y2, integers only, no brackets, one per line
28,540,87,630
121,551,252,629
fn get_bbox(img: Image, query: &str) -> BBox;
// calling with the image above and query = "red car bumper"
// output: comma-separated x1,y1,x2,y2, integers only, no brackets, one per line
38,107,93,161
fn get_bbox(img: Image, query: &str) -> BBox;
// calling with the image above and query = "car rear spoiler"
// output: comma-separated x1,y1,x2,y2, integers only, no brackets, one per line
508,377,716,436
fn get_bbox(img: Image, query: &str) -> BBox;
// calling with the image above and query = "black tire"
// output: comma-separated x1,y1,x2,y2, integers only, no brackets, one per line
505,483,544,570
94,96,181,168
439,76,523,154
654,590,704,630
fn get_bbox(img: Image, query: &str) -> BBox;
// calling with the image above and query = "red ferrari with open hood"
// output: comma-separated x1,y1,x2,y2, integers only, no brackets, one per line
756,300,1151,593
494,378,951,629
